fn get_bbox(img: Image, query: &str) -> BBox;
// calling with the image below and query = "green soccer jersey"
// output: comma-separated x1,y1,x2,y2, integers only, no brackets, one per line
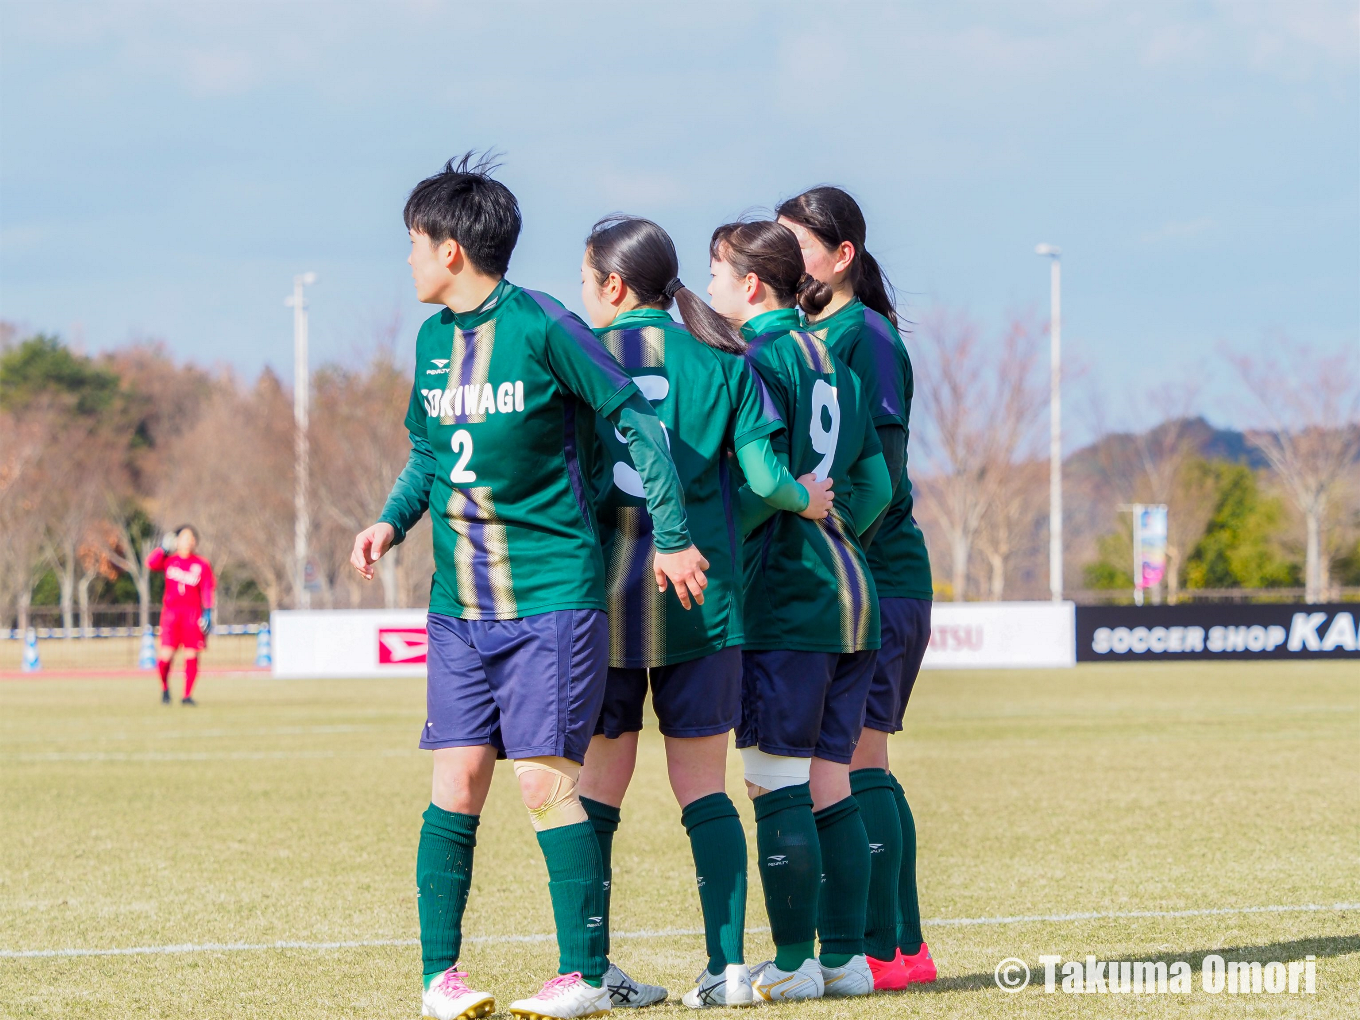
740,307,882,653
379,281,690,621
806,299,933,600
592,309,785,668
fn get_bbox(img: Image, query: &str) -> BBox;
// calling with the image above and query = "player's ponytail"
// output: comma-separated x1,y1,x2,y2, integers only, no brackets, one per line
585,215,745,355
709,220,831,317
776,186,898,327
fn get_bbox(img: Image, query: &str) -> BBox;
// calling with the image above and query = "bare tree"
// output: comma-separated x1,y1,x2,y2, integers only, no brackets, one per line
312,343,433,609
1231,341,1360,602
0,406,50,632
160,370,297,609
38,419,124,636
913,311,1045,601
974,458,1046,600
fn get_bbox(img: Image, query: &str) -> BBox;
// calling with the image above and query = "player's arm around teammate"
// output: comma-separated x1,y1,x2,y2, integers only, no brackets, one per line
348,157,704,1020
571,216,832,1009
707,221,891,1003
778,186,937,988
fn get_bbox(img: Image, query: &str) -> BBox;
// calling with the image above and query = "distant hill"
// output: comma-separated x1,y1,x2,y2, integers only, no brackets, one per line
1066,416,1270,481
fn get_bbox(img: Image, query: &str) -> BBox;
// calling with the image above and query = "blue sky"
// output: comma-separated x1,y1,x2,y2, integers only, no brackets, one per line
2,0,1356,436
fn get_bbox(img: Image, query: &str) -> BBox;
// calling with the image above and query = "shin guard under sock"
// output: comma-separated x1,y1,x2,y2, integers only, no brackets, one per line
753,783,819,971
814,796,870,962
536,820,608,985
850,768,904,961
887,771,923,955
681,792,747,975
579,796,620,957
157,659,170,690
183,657,199,699
417,804,479,977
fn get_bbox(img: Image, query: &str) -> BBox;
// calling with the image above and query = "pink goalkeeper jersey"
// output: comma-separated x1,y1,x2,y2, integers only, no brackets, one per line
147,549,215,615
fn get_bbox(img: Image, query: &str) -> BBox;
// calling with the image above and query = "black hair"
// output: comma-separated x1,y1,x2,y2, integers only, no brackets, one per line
585,215,746,355
708,221,833,317
403,151,521,277
776,186,897,327
175,524,198,541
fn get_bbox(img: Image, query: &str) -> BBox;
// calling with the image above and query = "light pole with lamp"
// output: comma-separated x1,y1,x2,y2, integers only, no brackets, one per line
286,272,317,609
1035,244,1063,602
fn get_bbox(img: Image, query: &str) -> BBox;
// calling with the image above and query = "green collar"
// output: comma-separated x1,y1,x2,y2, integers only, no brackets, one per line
608,307,673,330
741,307,802,341
446,278,514,329
805,296,864,328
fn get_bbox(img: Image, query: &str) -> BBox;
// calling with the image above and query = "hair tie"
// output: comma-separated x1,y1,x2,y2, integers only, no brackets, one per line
662,277,684,300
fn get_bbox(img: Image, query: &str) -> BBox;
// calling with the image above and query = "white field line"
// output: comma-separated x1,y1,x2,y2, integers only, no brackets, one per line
7,749,420,763
4,902,1356,960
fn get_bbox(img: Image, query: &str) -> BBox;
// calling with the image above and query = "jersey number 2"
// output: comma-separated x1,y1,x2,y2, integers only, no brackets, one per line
450,429,476,484
809,380,840,481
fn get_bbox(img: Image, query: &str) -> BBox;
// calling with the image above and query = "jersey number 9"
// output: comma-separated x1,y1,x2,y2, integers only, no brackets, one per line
809,380,840,481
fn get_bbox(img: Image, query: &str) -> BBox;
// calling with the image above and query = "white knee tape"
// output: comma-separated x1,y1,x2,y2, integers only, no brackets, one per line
740,747,811,791
513,756,588,831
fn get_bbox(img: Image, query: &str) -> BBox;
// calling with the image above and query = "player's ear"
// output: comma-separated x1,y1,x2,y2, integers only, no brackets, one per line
440,238,461,271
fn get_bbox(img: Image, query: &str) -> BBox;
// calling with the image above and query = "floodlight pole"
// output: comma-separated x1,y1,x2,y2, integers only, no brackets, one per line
286,273,317,610
1035,245,1063,602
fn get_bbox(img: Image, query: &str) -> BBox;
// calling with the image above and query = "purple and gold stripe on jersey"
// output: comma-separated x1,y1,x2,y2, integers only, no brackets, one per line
819,512,874,650
446,486,517,620
606,506,665,666
525,289,636,393
791,330,835,375
849,311,908,422
601,323,666,369
441,321,497,425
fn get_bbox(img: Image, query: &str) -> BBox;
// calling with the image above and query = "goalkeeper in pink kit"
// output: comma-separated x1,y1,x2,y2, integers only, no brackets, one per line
147,525,215,705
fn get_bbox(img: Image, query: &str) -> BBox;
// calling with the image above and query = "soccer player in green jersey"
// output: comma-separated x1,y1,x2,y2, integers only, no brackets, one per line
571,216,834,1009
349,156,708,1020
707,221,893,1002
778,187,937,989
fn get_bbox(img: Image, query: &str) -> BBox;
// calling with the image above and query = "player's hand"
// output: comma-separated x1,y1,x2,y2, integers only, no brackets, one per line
653,545,709,610
198,610,212,635
160,531,177,552
351,523,396,580
796,473,835,520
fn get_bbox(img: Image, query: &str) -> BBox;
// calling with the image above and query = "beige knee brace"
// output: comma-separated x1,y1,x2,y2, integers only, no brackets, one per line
513,756,588,831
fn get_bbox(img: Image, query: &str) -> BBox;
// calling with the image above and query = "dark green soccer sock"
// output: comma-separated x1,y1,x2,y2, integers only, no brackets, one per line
417,804,479,980
536,820,608,986
887,771,923,955
850,768,904,962
814,795,870,965
681,792,747,976
753,783,820,973
580,796,621,957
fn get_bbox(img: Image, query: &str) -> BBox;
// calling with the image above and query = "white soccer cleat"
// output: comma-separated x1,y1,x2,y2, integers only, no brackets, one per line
421,967,495,1020
509,972,612,1019
603,962,667,1007
818,954,874,997
750,958,824,1001
681,963,754,1008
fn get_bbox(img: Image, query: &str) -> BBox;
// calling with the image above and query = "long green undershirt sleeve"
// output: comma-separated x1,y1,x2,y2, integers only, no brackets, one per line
736,438,809,535
739,437,809,511
845,452,893,538
860,425,904,549
378,429,436,546
610,392,692,553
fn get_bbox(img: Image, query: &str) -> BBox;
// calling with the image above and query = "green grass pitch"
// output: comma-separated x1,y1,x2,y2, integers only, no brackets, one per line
2,662,1357,1018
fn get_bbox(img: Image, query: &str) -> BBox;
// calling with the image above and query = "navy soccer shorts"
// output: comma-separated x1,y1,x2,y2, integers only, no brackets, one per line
863,598,932,733
421,609,609,764
594,646,742,739
736,648,878,764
